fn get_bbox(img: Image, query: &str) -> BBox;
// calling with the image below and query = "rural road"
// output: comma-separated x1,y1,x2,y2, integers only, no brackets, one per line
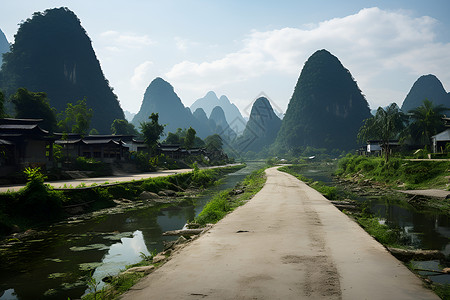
122,167,438,300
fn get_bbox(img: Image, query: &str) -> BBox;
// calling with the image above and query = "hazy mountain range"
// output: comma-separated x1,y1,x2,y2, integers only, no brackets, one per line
0,29,9,67
190,91,247,134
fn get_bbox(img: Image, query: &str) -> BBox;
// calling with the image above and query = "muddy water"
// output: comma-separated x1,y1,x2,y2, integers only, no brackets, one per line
0,162,265,300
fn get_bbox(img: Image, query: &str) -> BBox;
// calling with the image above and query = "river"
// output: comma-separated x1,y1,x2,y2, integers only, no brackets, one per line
0,162,265,300
302,162,450,285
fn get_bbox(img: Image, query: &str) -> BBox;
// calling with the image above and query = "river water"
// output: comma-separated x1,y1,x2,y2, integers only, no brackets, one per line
0,162,264,300
303,163,450,284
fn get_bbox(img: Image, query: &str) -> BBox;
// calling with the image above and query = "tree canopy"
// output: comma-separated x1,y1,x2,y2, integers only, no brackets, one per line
408,99,448,146
57,99,93,135
111,119,138,136
140,113,165,154
12,88,56,131
358,103,407,161
184,127,196,149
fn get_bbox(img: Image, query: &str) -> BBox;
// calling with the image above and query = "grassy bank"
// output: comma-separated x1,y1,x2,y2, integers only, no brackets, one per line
279,163,449,299
278,164,408,248
336,154,450,190
194,167,267,225
0,165,245,238
81,166,267,299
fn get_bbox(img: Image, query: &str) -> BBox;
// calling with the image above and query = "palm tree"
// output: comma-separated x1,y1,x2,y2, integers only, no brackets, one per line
358,103,407,162
408,99,448,148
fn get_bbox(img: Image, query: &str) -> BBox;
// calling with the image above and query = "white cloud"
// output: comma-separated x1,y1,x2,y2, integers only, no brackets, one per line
166,7,450,108
130,61,154,90
100,30,154,50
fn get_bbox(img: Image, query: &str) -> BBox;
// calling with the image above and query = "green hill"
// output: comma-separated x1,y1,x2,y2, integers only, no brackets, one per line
275,49,371,151
0,7,124,133
235,97,281,153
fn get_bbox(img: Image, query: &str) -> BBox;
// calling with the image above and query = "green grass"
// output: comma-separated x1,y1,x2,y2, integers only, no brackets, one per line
194,168,267,225
336,154,450,189
0,165,245,238
278,165,339,200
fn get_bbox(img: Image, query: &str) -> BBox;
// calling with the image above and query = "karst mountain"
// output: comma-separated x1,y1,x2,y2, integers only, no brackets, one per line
0,8,124,132
132,77,211,138
275,49,371,151
401,74,450,113
235,97,281,153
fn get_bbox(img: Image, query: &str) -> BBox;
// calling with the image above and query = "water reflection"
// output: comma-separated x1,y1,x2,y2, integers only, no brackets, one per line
87,230,150,292
0,289,18,300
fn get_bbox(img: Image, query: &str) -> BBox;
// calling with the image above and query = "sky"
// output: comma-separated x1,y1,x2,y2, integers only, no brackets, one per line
1,0,450,118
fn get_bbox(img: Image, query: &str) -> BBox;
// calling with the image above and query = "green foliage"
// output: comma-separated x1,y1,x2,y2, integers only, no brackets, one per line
408,99,448,146
205,134,223,152
12,88,57,131
57,99,93,135
275,49,371,151
235,97,281,153
195,168,266,225
356,217,403,247
184,127,196,149
358,103,407,162
337,154,450,188
0,7,124,133
140,113,165,155
0,90,6,118
278,165,338,200
19,167,65,219
111,119,139,136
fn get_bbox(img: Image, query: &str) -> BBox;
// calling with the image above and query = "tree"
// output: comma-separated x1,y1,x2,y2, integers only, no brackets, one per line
0,90,5,118
12,88,57,131
408,99,448,147
358,103,407,162
164,132,181,144
111,119,138,136
57,99,93,135
205,134,223,152
185,127,196,149
140,113,165,155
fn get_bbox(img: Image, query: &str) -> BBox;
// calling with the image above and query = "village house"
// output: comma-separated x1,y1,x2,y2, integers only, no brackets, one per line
0,118,56,176
55,134,133,163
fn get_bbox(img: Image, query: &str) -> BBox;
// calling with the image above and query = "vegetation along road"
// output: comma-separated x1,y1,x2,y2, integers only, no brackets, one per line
122,167,438,299
0,164,241,193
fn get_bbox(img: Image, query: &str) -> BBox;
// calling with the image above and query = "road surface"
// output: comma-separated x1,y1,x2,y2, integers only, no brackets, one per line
122,167,438,300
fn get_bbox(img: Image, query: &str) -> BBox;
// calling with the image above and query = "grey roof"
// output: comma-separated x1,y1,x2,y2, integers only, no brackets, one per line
432,129,450,141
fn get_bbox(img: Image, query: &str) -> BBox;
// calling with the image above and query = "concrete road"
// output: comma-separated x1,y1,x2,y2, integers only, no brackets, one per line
122,167,438,300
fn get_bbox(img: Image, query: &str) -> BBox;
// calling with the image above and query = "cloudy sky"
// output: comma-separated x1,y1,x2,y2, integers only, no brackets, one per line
1,0,450,117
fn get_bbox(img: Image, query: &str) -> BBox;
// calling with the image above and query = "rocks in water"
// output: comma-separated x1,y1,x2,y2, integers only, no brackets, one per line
388,247,445,262
158,190,177,197
139,191,161,200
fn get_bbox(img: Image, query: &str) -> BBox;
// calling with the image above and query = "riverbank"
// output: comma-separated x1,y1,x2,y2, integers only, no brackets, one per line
0,164,245,239
119,167,438,300
81,166,267,299
278,162,450,299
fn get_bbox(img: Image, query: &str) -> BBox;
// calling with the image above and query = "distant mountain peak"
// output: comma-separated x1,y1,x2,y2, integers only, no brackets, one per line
190,91,246,134
275,49,371,150
401,74,448,112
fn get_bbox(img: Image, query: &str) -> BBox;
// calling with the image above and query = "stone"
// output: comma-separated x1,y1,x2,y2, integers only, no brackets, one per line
139,191,160,200
123,265,155,274
152,254,166,264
